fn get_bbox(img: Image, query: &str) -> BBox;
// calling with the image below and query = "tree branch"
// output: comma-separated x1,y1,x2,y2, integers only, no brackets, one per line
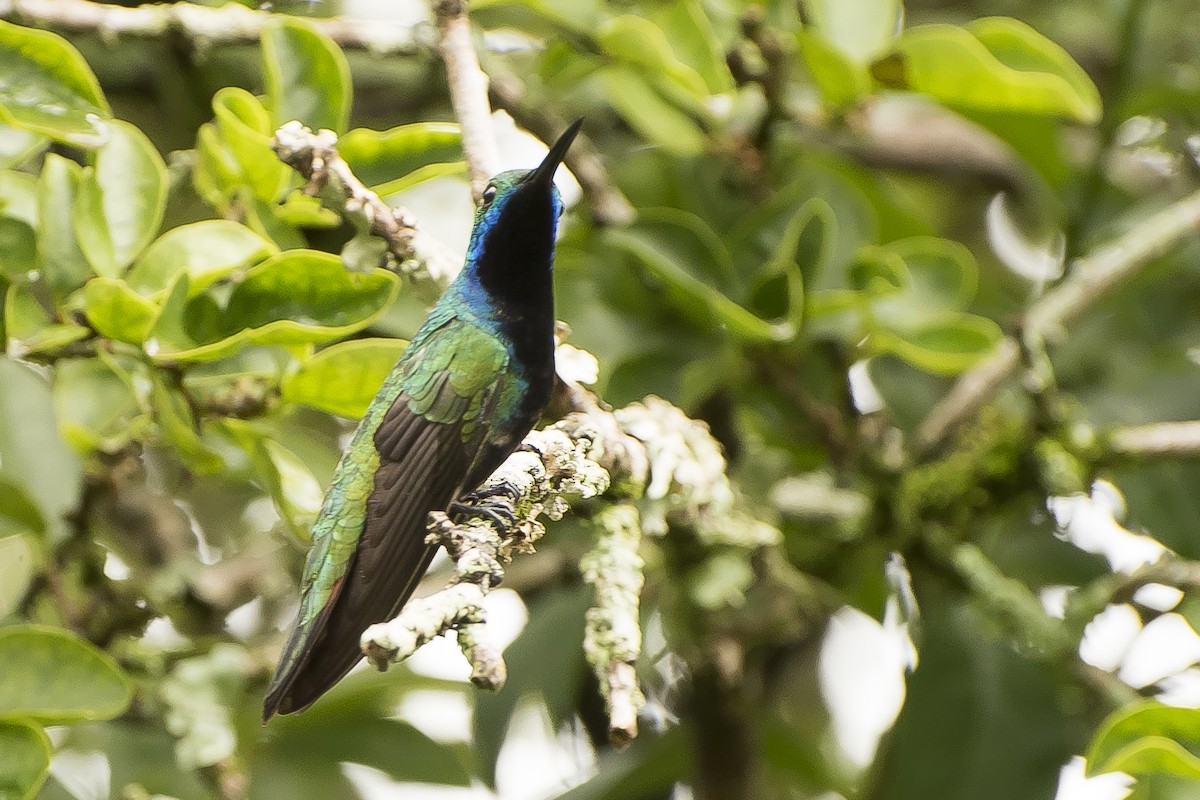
915,189,1200,453
1109,420,1200,456
271,121,462,286
581,503,646,747
434,0,499,199
0,0,423,54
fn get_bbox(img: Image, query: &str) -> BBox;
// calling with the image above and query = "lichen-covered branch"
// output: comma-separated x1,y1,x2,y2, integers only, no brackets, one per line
582,503,646,747
358,387,777,744
915,189,1200,453
271,121,461,286
434,0,499,199
0,0,423,54
360,410,614,686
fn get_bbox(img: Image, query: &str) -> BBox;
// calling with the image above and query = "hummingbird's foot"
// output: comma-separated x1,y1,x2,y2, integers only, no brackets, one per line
466,479,522,503
450,495,518,531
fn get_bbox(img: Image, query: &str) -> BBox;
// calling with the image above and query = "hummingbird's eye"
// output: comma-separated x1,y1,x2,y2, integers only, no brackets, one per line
481,185,497,206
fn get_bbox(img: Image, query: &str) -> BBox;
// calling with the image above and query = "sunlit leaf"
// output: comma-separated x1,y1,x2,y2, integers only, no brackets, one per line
82,277,159,345
75,121,168,275
802,0,902,62
0,356,82,543
146,252,400,363
1088,702,1200,779
0,534,36,618
282,338,408,419
211,87,289,203
262,18,352,134
127,221,278,295
872,313,1002,374
0,124,46,168
797,29,872,108
0,626,132,723
338,122,463,188
599,66,706,156
0,21,110,146
0,720,50,800
36,155,91,296
872,20,1101,123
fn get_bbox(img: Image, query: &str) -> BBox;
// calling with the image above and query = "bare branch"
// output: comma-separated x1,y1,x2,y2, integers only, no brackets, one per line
915,189,1200,453
0,0,423,54
1109,420,1200,456
434,0,499,199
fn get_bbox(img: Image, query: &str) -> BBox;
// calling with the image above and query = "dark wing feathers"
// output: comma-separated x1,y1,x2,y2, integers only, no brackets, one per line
264,320,513,718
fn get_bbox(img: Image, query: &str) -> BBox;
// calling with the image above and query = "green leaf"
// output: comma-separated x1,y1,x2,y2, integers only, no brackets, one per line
262,18,352,134
0,720,50,800
0,218,35,278
599,66,706,156
282,338,408,418
968,17,1101,121
555,728,687,800
0,356,82,543
1088,702,1200,779
53,356,139,454
642,0,734,95
82,277,159,345
0,124,46,168
127,220,278,295
872,20,1102,123
0,20,110,146
0,170,37,226
36,155,91,296
604,226,792,343
75,121,168,275
148,369,225,474
873,606,1083,800
224,420,322,538
802,0,901,63
210,87,289,203
797,29,873,108
0,625,132,723
0,478,44,539
146,251,399,363
0,534,36,618
338,122,463,188
873,313,1002,374
598,16,709,100
3,282,89,359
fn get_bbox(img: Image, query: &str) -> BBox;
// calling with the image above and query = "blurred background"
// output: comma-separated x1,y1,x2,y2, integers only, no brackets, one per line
3,0,1200,798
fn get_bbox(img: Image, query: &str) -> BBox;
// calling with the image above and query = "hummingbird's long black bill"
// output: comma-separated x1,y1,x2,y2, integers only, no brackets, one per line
525,118,583,188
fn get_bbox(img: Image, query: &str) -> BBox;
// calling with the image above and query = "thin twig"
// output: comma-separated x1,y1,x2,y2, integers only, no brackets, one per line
434,0,499,199
1109,420,1200,456
0,0,423,54
271,121,461,285
915,189,1200,453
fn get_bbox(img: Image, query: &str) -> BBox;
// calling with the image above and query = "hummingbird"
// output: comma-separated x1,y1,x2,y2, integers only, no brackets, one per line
263,120,582,720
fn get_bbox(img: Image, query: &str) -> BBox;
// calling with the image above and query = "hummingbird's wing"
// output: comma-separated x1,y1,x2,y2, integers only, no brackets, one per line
263,317,513,719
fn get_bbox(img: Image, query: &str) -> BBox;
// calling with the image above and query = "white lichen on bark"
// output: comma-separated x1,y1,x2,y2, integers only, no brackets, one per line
581,503,646,746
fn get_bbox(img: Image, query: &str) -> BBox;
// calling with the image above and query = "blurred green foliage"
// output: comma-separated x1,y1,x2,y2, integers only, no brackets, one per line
2,0,1200,798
